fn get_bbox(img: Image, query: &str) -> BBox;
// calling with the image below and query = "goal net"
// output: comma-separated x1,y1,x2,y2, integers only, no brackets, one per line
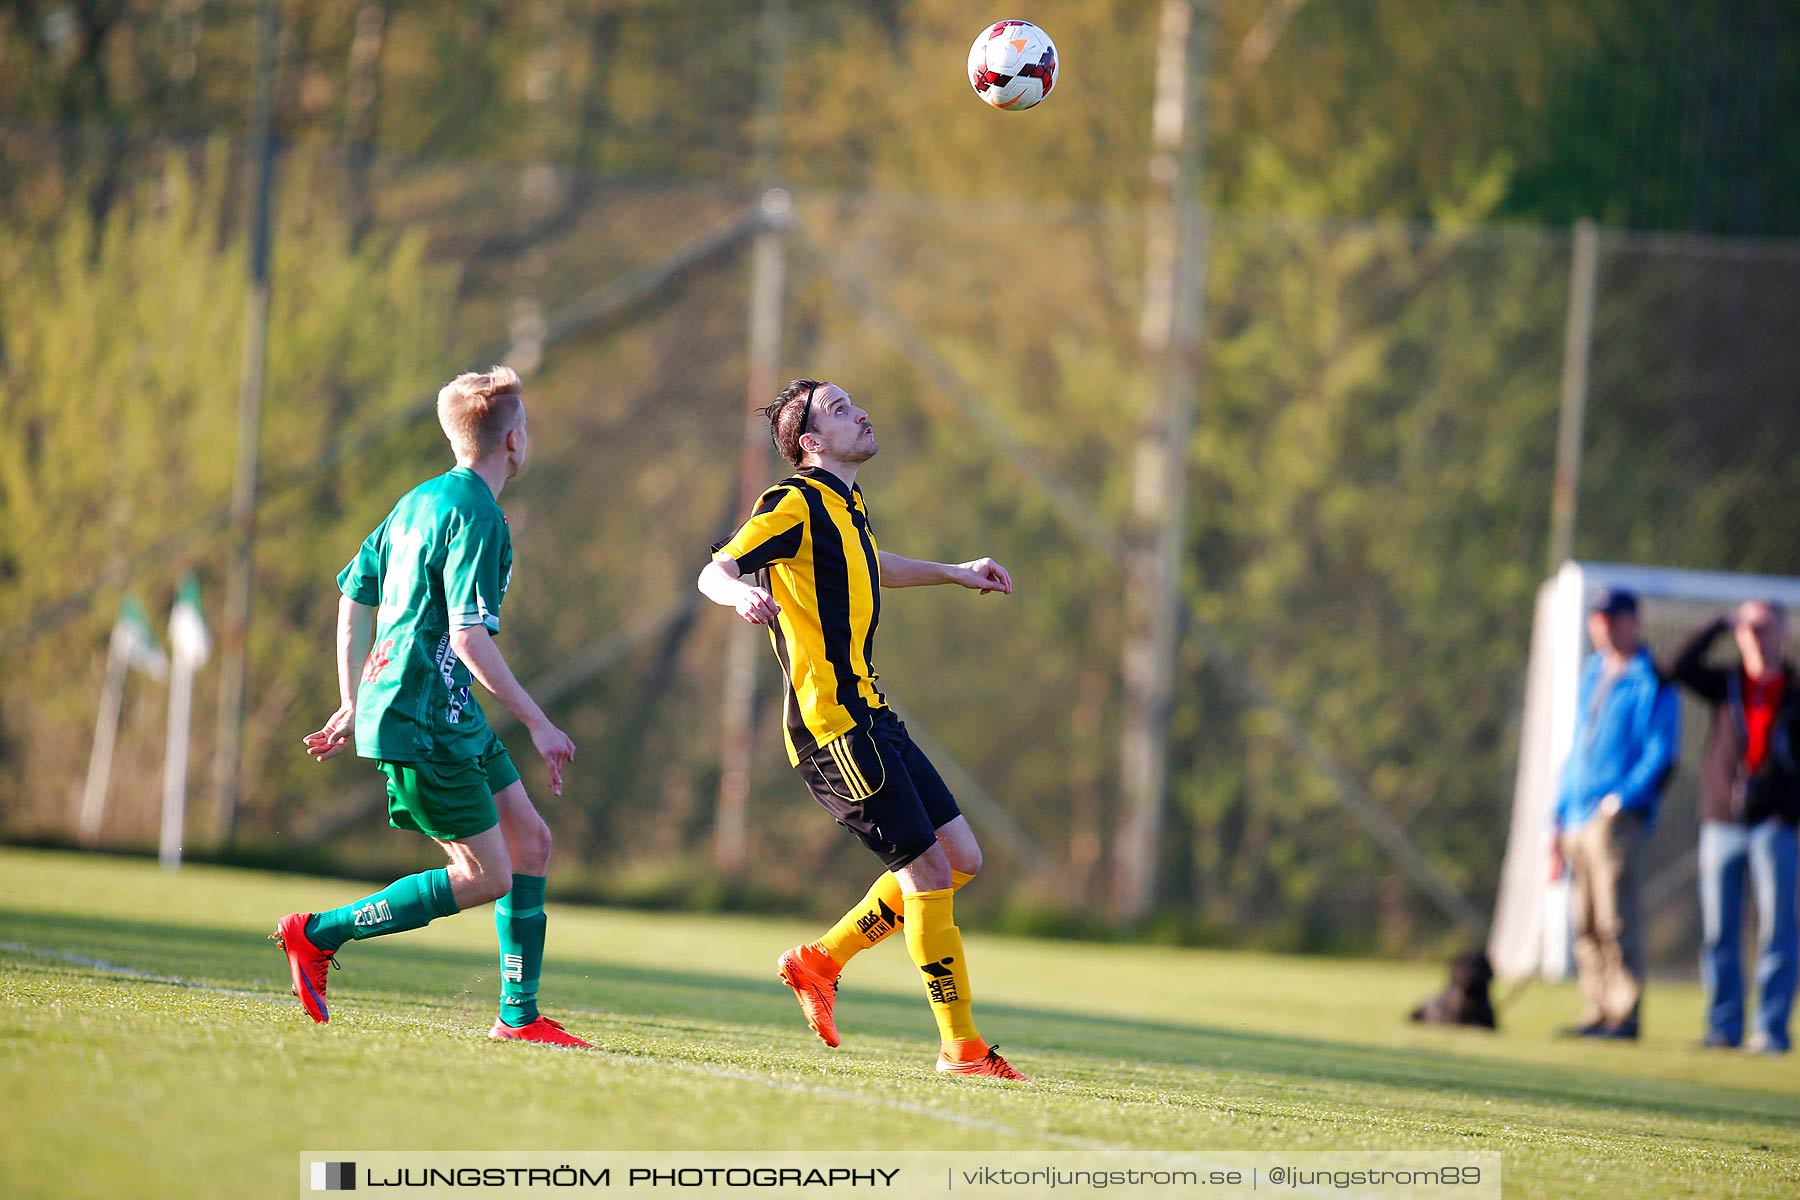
1490,560,1800,981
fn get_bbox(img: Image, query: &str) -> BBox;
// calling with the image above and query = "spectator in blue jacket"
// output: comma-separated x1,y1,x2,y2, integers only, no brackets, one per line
1548,589,1681,1040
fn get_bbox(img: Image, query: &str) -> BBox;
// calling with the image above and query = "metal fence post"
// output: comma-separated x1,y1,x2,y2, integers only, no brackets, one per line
211,0,280,850
714,191,790,876
1549,219,1600,572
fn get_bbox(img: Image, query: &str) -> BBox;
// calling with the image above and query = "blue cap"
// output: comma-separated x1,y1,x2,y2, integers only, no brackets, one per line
1590,588,1639,617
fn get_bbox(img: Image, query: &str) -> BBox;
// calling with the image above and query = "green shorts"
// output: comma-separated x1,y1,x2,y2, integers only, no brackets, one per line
377,732,521,842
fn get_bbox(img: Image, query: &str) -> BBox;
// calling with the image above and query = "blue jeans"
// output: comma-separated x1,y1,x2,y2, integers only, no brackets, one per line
1699,819,1798,1049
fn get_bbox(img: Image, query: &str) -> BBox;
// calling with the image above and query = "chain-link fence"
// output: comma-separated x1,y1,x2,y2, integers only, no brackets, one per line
1569,233,1800,970
7,117,1798,968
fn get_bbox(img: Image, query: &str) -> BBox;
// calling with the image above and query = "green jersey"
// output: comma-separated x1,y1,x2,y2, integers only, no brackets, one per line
337,467,513,762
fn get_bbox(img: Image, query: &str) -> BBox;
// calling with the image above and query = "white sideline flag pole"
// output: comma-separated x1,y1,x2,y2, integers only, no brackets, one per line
161,575,210,871
78,594,168,846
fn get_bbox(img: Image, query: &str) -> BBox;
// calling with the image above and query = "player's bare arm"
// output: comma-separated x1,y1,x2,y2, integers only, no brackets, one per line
878,551,1013,596
699,555,782,624
448,624,576,796
303,595,375,763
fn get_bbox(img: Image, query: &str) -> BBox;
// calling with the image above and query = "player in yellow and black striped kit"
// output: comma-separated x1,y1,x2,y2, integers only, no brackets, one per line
699,378,1026,1081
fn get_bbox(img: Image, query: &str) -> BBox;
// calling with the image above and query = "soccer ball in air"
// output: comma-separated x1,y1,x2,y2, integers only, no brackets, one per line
967,20,1058,111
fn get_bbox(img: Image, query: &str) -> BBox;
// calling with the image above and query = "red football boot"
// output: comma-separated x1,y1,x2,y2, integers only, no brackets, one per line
270,912,338,1023
488,1016,593,1049
936,1039,1029,1081
777,944,843,1048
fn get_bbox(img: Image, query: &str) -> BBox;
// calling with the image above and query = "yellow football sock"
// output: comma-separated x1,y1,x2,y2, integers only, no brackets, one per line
817,873,904,965
816,869,976,966
903,887,979,1045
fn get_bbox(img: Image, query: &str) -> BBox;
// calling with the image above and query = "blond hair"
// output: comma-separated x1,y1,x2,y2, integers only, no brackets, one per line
437,365,523,459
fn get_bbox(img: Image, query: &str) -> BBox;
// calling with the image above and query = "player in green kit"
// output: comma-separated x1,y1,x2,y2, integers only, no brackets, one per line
272,365,590,1048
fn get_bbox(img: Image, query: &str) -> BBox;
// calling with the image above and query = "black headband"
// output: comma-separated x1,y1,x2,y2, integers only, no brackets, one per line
794,383,820,441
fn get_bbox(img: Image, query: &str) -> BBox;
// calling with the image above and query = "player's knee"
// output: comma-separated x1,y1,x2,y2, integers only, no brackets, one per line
899,847,953,891
449,861,510,907
456,847,514,904
468,867,511,906
937,825,981,879
519,818,552,874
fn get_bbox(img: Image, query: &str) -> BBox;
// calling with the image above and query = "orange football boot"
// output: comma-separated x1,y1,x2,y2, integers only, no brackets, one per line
776,943,843,1047
936,1039,1028,1081
488,1016,593,1048
270,912,338,1023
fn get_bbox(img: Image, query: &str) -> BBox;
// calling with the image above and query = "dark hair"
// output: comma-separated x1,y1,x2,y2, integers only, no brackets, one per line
761,378,823,467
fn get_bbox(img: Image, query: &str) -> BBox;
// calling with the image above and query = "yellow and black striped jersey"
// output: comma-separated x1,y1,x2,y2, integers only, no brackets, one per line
714,466,887,764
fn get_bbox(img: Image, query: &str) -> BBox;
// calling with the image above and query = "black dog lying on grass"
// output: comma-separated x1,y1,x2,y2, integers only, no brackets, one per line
1409,949,1497,1029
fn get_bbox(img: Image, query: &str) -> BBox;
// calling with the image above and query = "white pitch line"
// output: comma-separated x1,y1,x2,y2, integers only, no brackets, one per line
0,940,1104,1149
0,939,275,1002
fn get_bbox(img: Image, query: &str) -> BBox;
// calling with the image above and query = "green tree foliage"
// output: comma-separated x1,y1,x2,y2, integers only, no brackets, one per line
6,1,1794,232
0,144,457,838
1182,142,1566,947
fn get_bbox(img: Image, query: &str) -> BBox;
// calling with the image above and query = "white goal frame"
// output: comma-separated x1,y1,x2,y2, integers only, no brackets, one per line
1490,559,1800,981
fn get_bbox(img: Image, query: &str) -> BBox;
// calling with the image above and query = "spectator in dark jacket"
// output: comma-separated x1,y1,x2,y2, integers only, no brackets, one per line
1665,601,1799,1055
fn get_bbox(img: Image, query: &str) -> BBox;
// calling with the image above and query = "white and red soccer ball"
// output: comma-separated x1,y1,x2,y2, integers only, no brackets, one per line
967,20,1058,111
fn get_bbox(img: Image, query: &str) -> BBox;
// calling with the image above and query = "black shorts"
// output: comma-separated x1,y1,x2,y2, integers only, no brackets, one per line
798,709,963,871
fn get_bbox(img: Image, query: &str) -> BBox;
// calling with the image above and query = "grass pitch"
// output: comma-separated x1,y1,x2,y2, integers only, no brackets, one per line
2,847,1796,1199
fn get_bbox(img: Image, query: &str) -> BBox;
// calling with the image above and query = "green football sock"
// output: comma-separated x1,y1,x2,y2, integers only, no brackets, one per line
496,873,547,1027
304,869,460,953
